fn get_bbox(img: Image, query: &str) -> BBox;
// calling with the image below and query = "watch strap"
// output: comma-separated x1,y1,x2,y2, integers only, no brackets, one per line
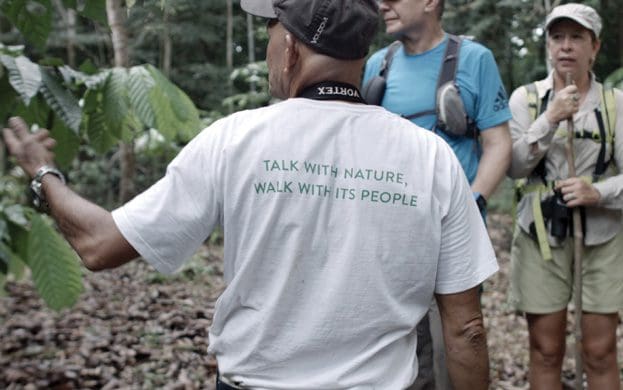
30,165,66,209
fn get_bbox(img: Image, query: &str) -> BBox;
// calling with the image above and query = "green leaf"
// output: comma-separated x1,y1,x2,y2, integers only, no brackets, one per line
147,65,201,140
0,0,52,49
4,205,28,227
82,88,118,153
128,66,157,129
50,119,80,169
13,95,51,129
78,59,98,75
27,214,83,311
103,68,130,139
40,68,81,133
0,54,42,106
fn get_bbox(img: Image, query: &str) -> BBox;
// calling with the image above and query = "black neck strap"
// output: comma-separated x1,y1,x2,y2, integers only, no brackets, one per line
297,81,366,104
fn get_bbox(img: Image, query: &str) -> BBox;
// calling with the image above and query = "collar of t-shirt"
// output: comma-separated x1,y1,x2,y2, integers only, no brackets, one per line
297,81,366,104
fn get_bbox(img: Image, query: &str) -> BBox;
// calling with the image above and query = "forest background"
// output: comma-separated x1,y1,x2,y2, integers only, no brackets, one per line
0,0,622,388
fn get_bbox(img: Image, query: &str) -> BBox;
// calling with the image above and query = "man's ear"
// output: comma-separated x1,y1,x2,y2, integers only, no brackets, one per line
283,33,300,72
424,0,439,14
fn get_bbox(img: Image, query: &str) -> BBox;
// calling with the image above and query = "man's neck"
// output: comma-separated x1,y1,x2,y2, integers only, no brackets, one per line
401,25,446,55
288,57,364,98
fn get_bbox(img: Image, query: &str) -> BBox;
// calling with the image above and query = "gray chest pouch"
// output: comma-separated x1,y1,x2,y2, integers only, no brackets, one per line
436,81,470,137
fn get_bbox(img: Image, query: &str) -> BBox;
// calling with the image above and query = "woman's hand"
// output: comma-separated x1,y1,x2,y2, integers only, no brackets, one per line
545,85,580,124
556,177,601,207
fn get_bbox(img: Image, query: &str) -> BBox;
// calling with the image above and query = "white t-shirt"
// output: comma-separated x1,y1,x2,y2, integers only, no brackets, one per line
112,98,497,389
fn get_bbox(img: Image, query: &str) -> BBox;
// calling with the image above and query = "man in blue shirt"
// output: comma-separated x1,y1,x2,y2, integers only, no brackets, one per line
363,0,512,388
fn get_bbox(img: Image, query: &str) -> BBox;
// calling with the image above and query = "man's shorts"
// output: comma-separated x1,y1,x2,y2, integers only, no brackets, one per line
510,225,623,314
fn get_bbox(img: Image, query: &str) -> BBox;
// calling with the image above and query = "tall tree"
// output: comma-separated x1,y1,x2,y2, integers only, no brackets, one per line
106,0,135,202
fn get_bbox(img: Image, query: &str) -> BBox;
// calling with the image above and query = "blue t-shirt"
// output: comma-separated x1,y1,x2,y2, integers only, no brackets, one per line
363,35,512,183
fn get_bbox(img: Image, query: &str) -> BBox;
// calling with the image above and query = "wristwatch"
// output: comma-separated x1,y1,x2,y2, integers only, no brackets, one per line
30,165,66,209
473,192,487,212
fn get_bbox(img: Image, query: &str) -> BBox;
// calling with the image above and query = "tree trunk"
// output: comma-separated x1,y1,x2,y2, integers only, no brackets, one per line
52,0,77,68
106,0,135,203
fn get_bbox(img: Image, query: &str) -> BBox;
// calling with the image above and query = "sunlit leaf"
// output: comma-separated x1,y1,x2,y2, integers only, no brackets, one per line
82,88,118,153
0,54,42,106
50,119,80,169
103,68,130,139
40,68,81,133
128,66,157,129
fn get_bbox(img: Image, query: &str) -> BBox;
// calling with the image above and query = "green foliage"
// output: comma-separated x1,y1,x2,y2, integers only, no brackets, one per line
26,214,83,310
605,67,623,89
223,61,271,111
0,176,83,310
0,0,53,49
0,54,42,106
40,68,82,133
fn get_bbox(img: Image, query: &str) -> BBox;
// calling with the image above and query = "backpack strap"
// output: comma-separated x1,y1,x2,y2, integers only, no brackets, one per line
379,41,402,79
404,34,465,124
361,41,402,105
523,83,550,183
437,34,461,93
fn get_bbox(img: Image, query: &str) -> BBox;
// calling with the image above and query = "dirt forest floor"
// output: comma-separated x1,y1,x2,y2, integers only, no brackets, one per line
1,212,622,389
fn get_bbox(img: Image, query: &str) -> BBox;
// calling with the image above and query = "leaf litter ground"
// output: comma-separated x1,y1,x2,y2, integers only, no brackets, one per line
1,213,621,389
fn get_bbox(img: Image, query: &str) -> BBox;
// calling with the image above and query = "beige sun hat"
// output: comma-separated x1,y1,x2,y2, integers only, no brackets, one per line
545,3,602,37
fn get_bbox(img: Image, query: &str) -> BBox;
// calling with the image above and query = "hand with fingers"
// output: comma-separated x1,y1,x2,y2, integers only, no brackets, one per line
2,117,57,178
555,177,601,208
545,84,581,125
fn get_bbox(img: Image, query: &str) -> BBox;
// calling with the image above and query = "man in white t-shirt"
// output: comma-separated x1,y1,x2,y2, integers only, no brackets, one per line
3,0,498,388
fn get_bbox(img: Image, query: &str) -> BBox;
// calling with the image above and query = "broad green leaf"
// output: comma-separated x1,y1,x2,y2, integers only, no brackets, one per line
13,95,51,129
120,112,142,142
103,68,129,139
27,214,83,311
62,0,77,8
0,54,42,106
78,59,98,75
128,66,157,129
147,65,201,140
82,88,118,153
0,0,52,49
50,119,80,169
40,68,81,133
4,204,28,227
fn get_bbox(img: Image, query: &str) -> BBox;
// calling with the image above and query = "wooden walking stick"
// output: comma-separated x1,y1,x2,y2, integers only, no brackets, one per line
564,72,584,390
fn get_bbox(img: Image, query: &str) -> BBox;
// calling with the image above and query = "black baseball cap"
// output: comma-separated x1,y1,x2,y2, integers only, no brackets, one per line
240,0,379,60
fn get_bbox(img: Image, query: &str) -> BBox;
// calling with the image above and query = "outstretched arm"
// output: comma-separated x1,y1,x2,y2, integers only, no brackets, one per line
2,117,138,271
436,287,489,390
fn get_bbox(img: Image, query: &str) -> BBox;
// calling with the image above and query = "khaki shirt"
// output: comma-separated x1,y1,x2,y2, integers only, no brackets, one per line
508,72,623,246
